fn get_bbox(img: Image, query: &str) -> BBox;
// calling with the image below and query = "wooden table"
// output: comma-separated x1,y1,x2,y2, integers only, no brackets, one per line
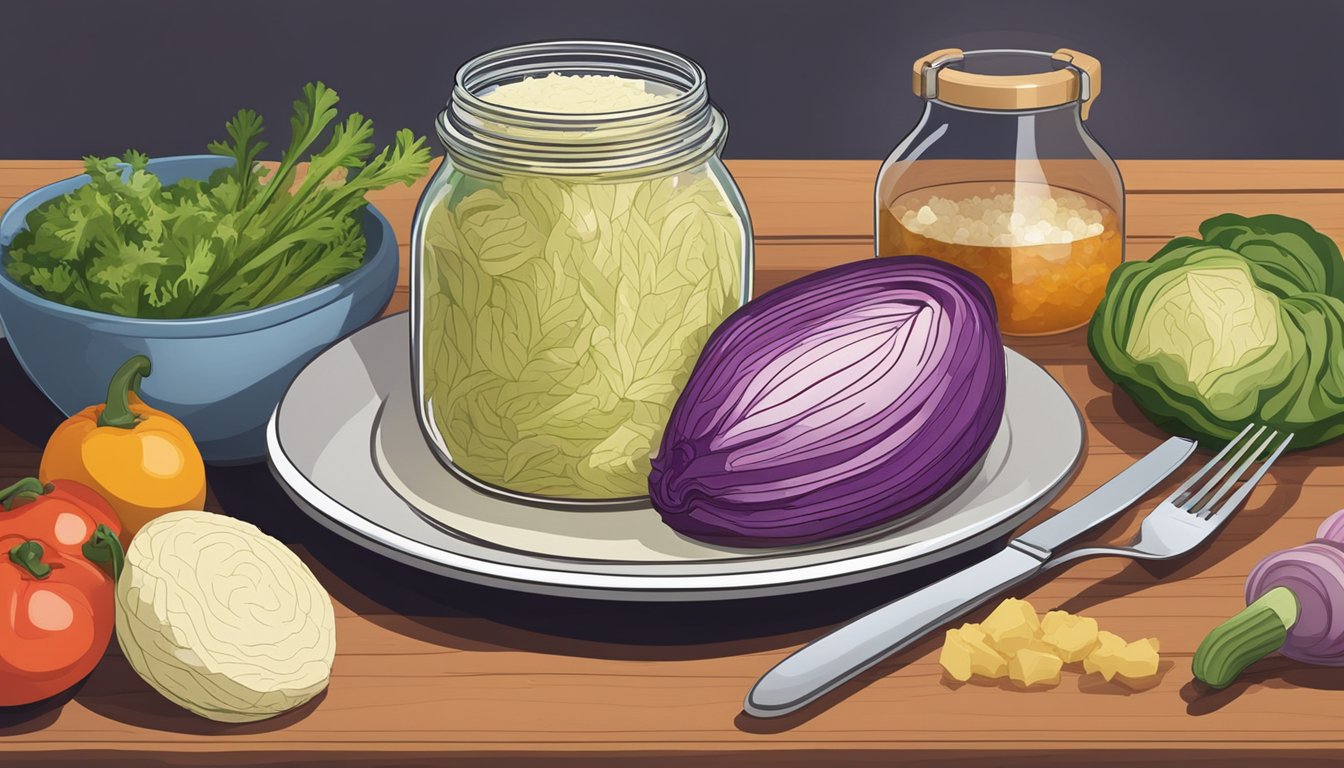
0,159,1342,766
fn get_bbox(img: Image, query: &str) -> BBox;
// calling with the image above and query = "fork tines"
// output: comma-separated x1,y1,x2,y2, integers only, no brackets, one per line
1165,424,1294,521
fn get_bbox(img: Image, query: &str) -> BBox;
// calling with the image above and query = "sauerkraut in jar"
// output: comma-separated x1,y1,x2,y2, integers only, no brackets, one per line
412,41,752,507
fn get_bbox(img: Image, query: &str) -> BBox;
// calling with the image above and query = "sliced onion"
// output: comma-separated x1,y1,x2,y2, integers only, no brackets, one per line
1246,540,1344,665
1316,509,1344,544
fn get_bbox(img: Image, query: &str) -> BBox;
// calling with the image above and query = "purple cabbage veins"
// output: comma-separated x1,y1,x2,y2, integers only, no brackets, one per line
648,256,1006,546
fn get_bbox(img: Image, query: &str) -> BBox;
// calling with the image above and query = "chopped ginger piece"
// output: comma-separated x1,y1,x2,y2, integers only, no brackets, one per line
1008,647,1063,688
940,624,1008,680
1039,610,1100,663
980,598,1041,654
1084,632,1160,682
1007,636,1059,657
1040,610,1086,636
1112,637,1161,680
939,628,975,682
967,642,1008,679
1082,630,1128,679
1095,630,1126,652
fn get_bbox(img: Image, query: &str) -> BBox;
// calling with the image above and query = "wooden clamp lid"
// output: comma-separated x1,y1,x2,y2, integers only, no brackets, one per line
912,48,1101,119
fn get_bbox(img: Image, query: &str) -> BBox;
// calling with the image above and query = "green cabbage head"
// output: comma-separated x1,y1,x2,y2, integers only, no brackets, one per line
1089,213,1344,449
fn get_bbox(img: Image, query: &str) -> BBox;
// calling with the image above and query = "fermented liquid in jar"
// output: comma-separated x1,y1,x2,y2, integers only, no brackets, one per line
879,182,1122,335
876,48,1124,336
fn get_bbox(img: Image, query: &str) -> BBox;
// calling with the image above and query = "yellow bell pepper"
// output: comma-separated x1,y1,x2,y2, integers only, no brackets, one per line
39,355,206,542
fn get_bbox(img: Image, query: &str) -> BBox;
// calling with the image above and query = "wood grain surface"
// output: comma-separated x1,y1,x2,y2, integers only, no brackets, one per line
0,160,1343,766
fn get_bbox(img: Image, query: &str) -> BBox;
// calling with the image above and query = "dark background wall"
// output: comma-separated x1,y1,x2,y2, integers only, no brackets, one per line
1,0,1340,160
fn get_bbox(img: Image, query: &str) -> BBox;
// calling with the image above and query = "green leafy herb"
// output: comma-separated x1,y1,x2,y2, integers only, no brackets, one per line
5,83,431,318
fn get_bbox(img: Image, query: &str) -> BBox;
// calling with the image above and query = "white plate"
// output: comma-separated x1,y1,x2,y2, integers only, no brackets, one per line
268,314,1083,601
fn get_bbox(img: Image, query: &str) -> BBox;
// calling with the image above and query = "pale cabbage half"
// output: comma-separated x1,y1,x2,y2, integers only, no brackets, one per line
115,511,336,722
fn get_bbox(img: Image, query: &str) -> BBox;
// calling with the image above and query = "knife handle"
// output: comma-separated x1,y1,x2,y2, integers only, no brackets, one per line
744,546,1044,718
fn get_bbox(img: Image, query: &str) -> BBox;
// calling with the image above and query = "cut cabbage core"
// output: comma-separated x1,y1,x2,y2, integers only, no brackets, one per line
1125,266,1279,396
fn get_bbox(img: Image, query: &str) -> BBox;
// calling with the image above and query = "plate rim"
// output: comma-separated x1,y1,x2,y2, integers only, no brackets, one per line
267,314,1084,601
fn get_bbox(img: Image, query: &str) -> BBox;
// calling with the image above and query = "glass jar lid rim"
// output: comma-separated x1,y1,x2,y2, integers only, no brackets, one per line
912,47,1102,119
452,39,708,122
439,39,726,178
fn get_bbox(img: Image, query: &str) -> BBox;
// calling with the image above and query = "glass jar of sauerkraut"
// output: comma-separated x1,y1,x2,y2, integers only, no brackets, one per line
412,41,752,508
876,48,1124,335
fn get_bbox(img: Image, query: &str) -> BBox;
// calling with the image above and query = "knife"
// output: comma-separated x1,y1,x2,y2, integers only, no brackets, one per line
743,435,1197,719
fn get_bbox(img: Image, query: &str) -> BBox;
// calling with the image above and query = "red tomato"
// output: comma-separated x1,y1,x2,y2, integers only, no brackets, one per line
0,477,121,707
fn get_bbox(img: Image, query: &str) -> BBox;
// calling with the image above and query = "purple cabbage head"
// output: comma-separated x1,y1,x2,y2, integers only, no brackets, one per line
648,256,1006,547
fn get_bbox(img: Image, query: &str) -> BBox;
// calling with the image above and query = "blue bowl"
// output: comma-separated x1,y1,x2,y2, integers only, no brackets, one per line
0,155,398,464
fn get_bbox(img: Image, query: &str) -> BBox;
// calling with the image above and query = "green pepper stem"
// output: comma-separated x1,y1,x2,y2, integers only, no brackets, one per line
97,355,152,429
1193,586,1300,689
82,524,125,581
9,540,51,579
0,477,51,510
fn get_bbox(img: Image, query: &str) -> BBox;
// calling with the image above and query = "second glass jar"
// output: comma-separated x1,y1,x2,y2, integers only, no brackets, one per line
876,48,1124,335
412,41,753,508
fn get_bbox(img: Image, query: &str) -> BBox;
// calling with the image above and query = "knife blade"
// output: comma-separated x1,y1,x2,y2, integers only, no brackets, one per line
1011,435,1197,557
743,434,1197,719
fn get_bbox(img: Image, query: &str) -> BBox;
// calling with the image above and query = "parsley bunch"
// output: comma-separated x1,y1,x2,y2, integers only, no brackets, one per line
6,83,431,318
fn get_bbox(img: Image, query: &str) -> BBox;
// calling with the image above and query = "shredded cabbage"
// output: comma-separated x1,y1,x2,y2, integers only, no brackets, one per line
419,169,743,499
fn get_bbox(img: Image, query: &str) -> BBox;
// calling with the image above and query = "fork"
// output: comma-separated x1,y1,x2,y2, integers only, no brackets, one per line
744,423,1294,718
1042,423,1293,570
